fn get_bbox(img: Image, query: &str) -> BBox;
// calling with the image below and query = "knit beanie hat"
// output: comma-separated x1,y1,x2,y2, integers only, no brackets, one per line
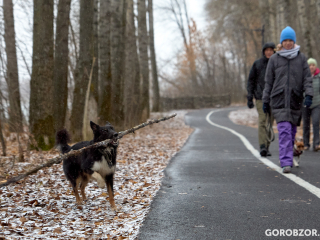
307,58,318,67
280,26,296,43
262,42,276,56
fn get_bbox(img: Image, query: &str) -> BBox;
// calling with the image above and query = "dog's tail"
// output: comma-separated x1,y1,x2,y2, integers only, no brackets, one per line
55,129,71,154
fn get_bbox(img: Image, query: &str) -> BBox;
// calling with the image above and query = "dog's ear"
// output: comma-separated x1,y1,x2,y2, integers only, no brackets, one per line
90,121,99,131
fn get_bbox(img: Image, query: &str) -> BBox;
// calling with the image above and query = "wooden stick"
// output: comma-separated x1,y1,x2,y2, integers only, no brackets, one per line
0,113,177,188
117,113,177,138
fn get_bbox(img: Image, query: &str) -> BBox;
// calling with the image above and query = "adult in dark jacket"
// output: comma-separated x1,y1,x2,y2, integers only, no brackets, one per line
303,58,320,151
262,26,313,173
247,42,276,157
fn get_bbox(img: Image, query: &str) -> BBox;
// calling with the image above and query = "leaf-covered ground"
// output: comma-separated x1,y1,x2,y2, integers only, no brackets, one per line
0,111,193,239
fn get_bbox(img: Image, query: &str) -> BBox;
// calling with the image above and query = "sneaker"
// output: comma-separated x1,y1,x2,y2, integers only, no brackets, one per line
260,147,267,157
282,166,291,173
267,150,272,157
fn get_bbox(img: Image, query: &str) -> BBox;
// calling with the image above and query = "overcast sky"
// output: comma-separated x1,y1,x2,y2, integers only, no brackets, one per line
153,0,207,73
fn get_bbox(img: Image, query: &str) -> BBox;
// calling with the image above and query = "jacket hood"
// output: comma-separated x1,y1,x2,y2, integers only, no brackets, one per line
262,42,276,56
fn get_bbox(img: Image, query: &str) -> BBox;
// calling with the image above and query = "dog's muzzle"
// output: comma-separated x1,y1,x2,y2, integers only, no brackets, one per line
110,139,119,147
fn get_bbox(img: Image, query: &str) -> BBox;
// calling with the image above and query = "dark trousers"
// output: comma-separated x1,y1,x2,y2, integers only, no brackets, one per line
256,100,274,149
302,105,320,148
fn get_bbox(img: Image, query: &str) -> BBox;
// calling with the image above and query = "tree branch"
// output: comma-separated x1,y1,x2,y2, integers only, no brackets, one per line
0,113,177,188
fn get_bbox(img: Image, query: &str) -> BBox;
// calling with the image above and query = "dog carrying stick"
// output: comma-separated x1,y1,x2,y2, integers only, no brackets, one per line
0,113,177,188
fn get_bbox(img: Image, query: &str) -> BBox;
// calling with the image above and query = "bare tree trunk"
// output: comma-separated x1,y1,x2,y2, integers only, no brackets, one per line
259,0,272,43
297,0,312,57
277,0,286,35
53,0,71,132
317,0,320,24
3,0,23,132
313,0,320,63
169,0,199,94
242,30,248,86
307,0,319,62
124,0,141,128
283,0,292,25
92,0,99,104
220,54,228,94
98,0,112,125
0,117,6,156
138,0,150,121
110,0,127,129
244,23,261,58
268,0,277,43
148,0,160,112
70,0,95,141
29,0,55,150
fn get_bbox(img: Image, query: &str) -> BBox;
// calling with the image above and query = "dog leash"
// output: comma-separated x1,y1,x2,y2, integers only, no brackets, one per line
266,112,275,143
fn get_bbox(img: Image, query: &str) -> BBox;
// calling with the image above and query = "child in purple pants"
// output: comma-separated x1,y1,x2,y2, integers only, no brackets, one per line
262,26,313,173
277,122,297,168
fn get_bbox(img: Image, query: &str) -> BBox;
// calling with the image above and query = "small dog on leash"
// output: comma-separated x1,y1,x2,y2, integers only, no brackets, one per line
55,121,119,209
293,138,304,167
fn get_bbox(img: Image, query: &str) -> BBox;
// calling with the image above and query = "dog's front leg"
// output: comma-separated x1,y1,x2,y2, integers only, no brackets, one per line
91,172,105,188
105,174,116,210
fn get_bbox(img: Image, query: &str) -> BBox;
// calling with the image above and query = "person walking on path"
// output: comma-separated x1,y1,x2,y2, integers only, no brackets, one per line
262,26,313,173
302,58,320,151
247,42,276,157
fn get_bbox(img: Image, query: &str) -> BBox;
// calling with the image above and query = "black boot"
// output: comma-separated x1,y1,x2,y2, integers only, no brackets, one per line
260,144,267,157
267,147,272,156
267,150,272,156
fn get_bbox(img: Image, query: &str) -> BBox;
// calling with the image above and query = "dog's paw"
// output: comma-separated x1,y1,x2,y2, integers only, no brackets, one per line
97,180,105,188
293,158,300,168
111,205,119,212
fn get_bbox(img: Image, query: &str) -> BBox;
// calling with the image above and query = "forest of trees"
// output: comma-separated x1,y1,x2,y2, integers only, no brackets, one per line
0,0,160,151
161,0,320,103
0,0,320,152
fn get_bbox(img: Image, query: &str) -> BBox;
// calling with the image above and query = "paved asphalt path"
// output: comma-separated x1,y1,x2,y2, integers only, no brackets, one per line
138,107,320,240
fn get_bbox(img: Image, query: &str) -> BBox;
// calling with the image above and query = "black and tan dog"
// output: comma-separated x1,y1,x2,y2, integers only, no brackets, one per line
56,121,118,209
